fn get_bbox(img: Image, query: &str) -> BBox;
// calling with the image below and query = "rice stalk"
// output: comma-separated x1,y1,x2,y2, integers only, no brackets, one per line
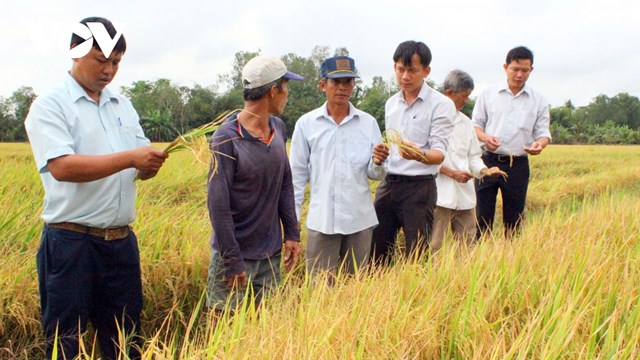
381,128,429,163
136,109,240,181
164,109,241,174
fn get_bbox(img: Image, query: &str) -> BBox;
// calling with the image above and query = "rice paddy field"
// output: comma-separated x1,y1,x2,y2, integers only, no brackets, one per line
1,143,639,359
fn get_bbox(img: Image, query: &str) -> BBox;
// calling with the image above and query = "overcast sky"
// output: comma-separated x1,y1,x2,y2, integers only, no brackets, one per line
2,0,639,107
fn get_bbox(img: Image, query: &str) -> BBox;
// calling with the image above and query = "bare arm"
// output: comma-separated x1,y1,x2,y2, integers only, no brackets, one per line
47,146,168,182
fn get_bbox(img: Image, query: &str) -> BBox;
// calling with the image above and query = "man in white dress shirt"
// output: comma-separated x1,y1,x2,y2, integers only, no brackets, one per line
472,46,551,238
370,41,455,265
430,70,503,252
290,56,389,281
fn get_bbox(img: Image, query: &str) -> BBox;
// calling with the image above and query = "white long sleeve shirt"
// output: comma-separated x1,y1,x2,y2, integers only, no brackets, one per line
289,102,385,235
472,81,551,156
436,111,487,210
384,83,455,176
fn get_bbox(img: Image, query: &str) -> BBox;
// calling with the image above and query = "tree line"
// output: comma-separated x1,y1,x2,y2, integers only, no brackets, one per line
2,47,640,144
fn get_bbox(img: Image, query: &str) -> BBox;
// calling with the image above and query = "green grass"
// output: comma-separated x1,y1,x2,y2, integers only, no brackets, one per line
1,143,640,359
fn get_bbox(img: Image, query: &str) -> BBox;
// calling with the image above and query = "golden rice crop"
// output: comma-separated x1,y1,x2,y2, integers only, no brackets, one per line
1,144,640,359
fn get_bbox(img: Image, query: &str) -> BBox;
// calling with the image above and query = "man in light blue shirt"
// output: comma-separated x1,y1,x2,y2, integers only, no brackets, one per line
25,17,168,360
290,56,389,282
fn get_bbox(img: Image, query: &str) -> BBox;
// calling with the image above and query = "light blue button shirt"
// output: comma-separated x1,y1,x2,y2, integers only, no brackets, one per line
290,103,385,235
25,73,150,227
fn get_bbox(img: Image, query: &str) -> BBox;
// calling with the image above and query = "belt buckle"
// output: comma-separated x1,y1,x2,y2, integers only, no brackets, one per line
497,154,509,162
104,227,128,241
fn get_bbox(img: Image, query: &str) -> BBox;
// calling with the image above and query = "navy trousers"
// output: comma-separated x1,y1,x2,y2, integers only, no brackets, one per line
37,225,143,360
475,152,530,238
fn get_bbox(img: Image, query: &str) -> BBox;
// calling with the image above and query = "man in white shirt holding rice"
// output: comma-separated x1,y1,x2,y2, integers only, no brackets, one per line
430,70,502,252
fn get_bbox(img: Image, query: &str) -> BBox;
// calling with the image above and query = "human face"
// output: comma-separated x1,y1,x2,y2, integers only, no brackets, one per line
447,89,473,111
320,77,355,107
394,53,430,98
70,46,123,101
270,79,289,116
504,58,533,94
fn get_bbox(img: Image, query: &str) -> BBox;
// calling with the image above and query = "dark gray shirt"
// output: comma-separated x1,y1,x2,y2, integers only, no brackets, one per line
208,114,299,277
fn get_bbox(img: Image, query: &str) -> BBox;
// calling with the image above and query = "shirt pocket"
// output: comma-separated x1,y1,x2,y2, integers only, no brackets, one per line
119,123,141,149
406,121,430,146
517,110,537,132
345,140,372,167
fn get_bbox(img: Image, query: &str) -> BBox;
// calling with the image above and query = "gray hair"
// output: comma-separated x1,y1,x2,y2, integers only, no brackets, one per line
443,69,474,93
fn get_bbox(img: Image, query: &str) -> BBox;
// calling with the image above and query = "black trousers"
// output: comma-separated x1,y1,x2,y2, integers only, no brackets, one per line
37,225,143,360
475,152,530,238
371,175,437,265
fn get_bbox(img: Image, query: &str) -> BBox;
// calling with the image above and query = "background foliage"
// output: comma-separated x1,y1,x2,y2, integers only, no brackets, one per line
2,47,640,143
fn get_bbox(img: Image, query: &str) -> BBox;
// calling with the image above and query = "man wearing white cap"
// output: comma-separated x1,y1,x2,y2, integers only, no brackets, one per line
290,56,389,283
206,55,303,310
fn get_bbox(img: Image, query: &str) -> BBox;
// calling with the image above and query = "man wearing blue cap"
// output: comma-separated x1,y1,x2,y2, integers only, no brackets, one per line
207,55,303,310
290,56,389,283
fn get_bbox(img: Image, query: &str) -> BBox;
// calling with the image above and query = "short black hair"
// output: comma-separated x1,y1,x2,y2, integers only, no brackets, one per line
393,40,432,68
243,77,285,101
70,17,126,55
506,46,533,65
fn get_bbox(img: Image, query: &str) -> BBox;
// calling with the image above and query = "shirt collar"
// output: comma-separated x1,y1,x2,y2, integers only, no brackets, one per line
235,114,276,144
398,82,429,105
498,80,530,97
65,72,119,105
316,102,359,125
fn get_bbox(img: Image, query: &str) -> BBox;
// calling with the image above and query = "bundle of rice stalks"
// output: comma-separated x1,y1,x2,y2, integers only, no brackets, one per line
381,128,429,163
163,109,240,174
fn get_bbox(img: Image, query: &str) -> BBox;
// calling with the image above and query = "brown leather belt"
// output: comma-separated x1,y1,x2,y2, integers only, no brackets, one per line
47,222,130,241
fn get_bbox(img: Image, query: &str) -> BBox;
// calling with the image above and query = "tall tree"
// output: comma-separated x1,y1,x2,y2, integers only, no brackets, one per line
139,109,177,142
280,53,325,135
8,87,36,141
358,76,397,131
310,45,330,68
550,100,575,128
0,97,14,142
183,85,217,128
608,93,640,129
222,50,261,90
122,80,154,117
122,79,185,140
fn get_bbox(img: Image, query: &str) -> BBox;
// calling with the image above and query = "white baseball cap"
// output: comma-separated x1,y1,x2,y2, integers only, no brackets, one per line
241,55,304,89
